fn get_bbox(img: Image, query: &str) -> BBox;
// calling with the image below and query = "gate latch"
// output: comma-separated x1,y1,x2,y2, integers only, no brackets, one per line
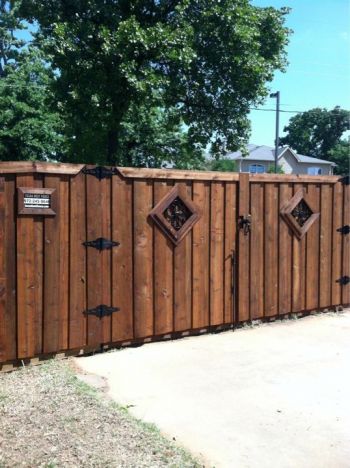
238,214,251,235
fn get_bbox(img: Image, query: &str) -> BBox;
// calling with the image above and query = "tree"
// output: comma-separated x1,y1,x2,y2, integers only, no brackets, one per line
206,158,237,172
280,107,350,161
328,139,350,176
0,1,65,161
20,0,290,166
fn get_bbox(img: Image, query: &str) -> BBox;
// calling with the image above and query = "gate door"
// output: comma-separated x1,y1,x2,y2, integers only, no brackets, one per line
237,174,349,322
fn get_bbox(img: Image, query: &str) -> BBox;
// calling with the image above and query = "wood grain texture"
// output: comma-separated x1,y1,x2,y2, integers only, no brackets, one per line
118,167,240,181
209,181,225,326
264,183,278,317
43,175,69,353
192,182,210,329
305,184,320,311
69,172,87,349
0,161,84,174
237,173,250,322
250,183,264,319
111,175,134,342
16,174,44,358
0,177,16,362
133,180,154,338
291,184,305,312
153,181,174,335
319,184,332,308
342,182,350,305
331,183,343,306
86,173,112,346
174,182,192,331
117,167,340,183
224,182,237,324
278,184,293,315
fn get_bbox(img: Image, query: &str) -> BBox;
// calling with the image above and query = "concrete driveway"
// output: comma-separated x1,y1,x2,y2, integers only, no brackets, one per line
76,311,350,468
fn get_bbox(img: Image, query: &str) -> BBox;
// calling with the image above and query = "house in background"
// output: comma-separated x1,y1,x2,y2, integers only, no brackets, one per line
226,144,335,175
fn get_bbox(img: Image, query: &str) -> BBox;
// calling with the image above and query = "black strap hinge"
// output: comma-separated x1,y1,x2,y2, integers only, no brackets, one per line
83,237,120,251
84,304,120,318
82,166,118,180
336,276,350,286
337,225,350,235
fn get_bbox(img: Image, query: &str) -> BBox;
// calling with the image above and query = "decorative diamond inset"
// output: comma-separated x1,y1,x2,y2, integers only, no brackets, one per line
280,188,319,239
291,199,313,227
163,197,192,231
149,186,200,245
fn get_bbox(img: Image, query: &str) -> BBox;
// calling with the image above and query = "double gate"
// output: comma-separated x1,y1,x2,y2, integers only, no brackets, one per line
0,162,349,364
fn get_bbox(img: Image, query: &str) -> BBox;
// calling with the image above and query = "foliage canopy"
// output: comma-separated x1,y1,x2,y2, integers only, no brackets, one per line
0,0,65,161
19,0,290,166
280,107,350,175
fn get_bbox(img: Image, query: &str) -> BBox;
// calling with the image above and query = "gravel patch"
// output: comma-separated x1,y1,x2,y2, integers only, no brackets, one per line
0,360,201,467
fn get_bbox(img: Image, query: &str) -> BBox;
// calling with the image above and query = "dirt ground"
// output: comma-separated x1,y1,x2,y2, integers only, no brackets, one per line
76,310,350,468
0,360,200,467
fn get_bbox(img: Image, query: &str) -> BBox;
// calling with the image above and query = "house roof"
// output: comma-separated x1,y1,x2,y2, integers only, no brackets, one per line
226,144,336,166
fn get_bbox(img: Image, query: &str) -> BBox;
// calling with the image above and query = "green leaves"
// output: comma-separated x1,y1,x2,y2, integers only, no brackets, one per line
280,107,350,166
0,1,66,162
17,0,290,166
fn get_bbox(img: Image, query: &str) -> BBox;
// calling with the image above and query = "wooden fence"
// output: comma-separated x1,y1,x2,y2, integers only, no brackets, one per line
0,162,349,365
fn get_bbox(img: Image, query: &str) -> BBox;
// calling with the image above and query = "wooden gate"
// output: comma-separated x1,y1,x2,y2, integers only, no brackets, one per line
0,162,349,365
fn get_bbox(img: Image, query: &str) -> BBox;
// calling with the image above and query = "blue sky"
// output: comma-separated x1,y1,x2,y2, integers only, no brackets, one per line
250,0,350,146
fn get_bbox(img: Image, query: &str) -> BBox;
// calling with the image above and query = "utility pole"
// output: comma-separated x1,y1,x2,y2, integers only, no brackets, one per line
270,91,280,173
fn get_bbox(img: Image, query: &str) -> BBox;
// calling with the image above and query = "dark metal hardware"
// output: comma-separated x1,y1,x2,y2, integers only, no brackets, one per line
84,304,120,318
337,225,350,235
163,196,192,231
336,276,350,286
291,199,313,227
82,166,118,180
341,175,349,185
238,214,251,235
83,237,120,251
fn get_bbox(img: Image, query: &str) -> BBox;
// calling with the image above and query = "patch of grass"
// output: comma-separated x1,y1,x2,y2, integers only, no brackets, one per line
0,359,202,467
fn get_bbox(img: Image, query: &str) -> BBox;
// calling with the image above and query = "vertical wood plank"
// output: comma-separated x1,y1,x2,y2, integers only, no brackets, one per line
264,183,278,317
17,174,43,358
134,180,153,338
292,184,305,312
278,183,293,315
224,182,237,324
111,175,134,342
174,182,192,331
0,176,16,362
331,182,342,306
192,182,210,329
305,184,320,310
153,180,174,335
341,181,350,305
250,183,264,319
0,177,6,361
319,184,332,308
43,175,69,353
237,173,250,322
69,172,87,349
210,181,225,326
86,174,112,346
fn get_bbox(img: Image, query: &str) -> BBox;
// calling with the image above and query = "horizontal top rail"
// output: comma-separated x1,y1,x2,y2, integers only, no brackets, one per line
0,161,342,183
117,167,341,183
0,161,84,174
